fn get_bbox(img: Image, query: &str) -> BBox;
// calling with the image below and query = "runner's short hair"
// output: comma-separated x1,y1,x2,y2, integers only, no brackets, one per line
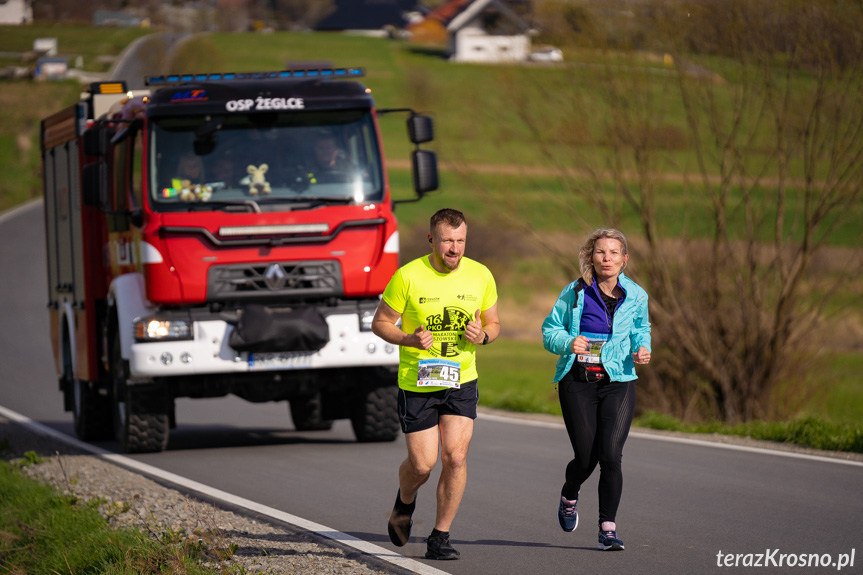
430,208,466,233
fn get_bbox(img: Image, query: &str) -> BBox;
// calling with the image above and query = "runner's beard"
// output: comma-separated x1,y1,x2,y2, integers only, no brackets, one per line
442,253,461,270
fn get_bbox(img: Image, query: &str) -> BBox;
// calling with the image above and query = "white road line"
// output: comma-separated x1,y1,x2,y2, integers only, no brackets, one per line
0,404,452,575
477,411,863,468
0,198,41,225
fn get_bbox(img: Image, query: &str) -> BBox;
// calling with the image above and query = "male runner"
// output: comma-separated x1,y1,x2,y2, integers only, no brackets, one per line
372,208,500,560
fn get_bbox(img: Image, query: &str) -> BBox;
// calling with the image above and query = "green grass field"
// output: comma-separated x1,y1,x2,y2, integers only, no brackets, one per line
1,25,861,437
0,454,232,574
0,22,150,71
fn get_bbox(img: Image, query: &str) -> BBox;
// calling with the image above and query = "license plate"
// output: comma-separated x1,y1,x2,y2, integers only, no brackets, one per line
248,351,314,370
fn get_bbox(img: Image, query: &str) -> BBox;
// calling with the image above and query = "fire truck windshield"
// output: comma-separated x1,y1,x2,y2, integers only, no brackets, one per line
149,110,383,211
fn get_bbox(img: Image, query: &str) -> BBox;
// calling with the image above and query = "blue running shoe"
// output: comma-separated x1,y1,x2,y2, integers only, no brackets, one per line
598,528,625,550
557,495,578,532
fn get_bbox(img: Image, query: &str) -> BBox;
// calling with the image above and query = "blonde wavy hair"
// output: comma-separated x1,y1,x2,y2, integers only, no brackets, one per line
578,228,629,285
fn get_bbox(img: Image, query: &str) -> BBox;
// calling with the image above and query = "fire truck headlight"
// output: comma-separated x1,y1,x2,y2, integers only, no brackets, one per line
134,318,192,342
359,310,374,332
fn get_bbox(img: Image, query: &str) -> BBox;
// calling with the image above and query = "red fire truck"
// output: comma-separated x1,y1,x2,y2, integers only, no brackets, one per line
41,69,438,452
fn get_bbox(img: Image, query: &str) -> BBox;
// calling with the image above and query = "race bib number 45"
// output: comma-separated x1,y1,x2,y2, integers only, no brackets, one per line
417,359,462,388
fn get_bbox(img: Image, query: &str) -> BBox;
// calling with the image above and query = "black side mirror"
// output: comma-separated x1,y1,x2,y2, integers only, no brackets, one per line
82,162,107,207
83,127,108,157
412,149,438,195
408,115,434,144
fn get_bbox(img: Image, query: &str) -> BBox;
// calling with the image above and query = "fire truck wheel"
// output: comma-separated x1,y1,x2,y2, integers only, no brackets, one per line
350,384,400,443
64,327,112,440
72,378,112,441
110,329,169,453
289,394,334,431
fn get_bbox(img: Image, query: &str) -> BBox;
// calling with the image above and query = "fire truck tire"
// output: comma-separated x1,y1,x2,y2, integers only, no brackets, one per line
112,387,170,453
289,394,334,431
72,380,113,440
66,331,112,440
350,384,400,443
110,330,169,453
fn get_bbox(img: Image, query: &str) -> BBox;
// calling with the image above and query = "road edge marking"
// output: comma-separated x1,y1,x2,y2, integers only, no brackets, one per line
477,411,863,467
0,403,452,575
0,198,41,225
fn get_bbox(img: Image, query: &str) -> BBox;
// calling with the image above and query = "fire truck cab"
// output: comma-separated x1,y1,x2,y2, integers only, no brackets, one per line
41,69,438,452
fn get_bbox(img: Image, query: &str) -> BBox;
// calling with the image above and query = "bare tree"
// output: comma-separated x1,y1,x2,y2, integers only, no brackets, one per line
636,0,863,422
215,0,251,32
272,0,335,31
451,0,863,423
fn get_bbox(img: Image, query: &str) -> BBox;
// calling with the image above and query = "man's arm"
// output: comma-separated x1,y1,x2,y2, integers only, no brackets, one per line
371,300,433,350
464,302,501,345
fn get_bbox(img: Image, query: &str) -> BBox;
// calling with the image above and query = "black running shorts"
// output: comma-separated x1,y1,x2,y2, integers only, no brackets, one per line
397,380,479,434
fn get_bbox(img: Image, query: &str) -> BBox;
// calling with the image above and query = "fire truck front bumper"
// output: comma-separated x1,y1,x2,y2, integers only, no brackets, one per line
127,313,398,377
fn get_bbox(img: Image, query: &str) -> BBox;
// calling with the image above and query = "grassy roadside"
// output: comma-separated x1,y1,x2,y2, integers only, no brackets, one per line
0,452,231,575
0,22,151,72
478,339,863,453
632,412,863,453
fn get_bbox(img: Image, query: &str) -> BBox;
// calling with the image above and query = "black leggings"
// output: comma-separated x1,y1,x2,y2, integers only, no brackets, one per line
558,367,636,524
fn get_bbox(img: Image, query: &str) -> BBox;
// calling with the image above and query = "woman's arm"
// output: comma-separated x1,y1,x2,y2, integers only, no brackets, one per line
542,284,576,356
629,290,651,354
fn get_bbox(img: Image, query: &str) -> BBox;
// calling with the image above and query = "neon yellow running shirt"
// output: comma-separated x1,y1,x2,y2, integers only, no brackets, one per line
382,255,498,392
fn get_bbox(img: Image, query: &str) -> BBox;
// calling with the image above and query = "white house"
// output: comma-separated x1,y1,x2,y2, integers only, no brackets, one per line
33,38,58,56
0,0,33,25
446,0,532,63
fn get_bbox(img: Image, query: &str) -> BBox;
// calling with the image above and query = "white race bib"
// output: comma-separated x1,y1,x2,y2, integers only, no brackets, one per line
577,340,606,364
417,358,462,388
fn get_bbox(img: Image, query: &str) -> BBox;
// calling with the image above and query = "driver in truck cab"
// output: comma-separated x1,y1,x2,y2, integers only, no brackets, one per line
306,129,352,184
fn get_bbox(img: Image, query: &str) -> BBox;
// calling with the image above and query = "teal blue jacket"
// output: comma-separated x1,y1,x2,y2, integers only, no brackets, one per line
542,274,651,383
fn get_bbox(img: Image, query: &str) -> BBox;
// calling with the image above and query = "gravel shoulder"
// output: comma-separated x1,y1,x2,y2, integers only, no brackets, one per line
0,416,405,575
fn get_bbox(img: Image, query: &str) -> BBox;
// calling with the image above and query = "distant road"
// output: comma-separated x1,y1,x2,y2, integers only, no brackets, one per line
110,32,186,89
2,201,862,575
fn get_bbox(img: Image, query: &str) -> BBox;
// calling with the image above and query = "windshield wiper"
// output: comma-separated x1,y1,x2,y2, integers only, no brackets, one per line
184,200,262,213
258,196,355,204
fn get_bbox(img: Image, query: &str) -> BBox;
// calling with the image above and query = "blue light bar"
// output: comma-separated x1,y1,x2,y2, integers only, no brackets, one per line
145,68,364,86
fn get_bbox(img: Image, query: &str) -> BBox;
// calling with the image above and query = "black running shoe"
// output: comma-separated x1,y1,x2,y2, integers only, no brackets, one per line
425,530,460,560
558,494,578,532
387,490,415,547
598,528,625,551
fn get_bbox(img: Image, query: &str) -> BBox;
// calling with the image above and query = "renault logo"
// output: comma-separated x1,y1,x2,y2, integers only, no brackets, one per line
264,263,287,290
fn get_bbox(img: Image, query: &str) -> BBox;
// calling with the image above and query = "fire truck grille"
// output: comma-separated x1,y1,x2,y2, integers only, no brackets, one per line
207,260,343,301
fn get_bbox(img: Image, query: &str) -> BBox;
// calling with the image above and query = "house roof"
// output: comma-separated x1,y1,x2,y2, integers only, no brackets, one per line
447,0,531,33
421,0,474,26
410,0,531,33
315,0,424,31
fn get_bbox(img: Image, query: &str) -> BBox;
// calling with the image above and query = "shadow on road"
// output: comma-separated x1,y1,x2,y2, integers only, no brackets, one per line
164,426,359,451
0,417,364,457
347,530,596,553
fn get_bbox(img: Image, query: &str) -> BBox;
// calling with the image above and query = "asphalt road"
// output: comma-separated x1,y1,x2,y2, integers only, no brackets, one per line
2,201,862,574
